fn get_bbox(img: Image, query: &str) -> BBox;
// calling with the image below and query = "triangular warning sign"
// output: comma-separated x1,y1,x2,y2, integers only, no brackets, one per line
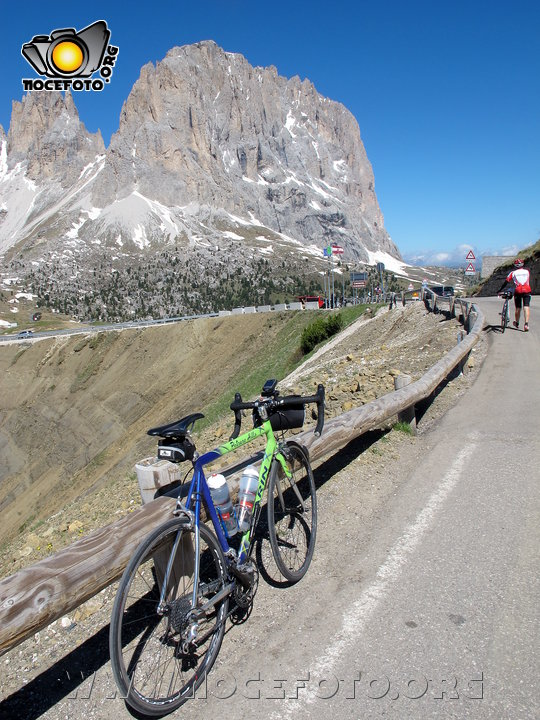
465,263,475,272
466,250,476,260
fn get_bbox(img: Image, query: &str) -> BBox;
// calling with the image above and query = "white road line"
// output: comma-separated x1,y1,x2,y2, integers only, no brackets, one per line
272,437,477,718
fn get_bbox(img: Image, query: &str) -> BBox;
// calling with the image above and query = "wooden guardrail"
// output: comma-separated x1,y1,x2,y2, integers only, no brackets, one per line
0,297,484,656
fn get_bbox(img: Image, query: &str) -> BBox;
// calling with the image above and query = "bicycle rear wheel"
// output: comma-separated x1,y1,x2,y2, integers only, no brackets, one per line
267,443,317,582
109,517,228,716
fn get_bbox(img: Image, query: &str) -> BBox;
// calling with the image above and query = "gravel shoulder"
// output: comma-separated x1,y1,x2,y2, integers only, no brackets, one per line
0,302,489,718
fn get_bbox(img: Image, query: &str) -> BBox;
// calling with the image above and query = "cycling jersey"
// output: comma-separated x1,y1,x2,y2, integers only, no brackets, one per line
506,268,531,294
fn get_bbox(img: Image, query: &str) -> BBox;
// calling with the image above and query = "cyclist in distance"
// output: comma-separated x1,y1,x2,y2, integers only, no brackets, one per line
497,258,532,332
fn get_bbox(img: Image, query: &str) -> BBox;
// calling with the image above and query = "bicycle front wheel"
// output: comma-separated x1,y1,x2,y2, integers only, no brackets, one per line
267,443,317,582
501,301,507,332
109,517,229,716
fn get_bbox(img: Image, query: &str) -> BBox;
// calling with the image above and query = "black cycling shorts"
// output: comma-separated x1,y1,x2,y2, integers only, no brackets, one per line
514,293,531,308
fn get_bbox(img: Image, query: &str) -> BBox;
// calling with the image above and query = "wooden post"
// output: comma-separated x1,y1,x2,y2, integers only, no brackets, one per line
135,461,197,589
468,309,478,333
457,330,469,375
394,374,417,434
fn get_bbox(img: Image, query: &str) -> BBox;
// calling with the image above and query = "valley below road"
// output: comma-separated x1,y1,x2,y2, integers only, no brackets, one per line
4,299,538,720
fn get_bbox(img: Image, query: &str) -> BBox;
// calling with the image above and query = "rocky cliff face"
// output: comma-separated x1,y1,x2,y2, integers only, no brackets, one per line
93,41,393,256
476,251,540,296
0,41,399,320
7,91,105,185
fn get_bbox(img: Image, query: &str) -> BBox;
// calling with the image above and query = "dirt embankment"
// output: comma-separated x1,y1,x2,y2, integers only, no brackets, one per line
476,248,540,296
1,302,473,578
0,312,309,546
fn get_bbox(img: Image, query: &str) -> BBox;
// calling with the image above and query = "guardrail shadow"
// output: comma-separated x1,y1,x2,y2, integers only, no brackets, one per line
253,430,386,591
0,621,114,719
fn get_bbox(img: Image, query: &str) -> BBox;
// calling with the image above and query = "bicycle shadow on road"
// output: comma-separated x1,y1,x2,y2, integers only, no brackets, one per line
249,429,387,595
484,323,522,334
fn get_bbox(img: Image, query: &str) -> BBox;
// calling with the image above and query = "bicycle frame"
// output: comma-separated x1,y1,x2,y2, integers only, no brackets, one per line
159,420,292,612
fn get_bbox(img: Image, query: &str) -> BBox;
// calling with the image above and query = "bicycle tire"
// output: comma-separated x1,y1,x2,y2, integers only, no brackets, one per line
267,443,317,582
501,300,508,332
109,517,228,716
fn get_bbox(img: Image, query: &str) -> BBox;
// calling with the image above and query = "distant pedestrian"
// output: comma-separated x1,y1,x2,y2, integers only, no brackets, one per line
497,258,531,331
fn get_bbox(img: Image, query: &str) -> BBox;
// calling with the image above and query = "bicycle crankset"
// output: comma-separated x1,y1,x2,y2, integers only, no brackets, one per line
232,560,259,610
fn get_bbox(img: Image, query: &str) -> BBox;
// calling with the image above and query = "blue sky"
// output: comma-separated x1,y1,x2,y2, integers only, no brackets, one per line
1,1,539,266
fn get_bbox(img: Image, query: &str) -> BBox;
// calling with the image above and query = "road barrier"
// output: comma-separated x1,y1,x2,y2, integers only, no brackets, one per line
0,296,484,655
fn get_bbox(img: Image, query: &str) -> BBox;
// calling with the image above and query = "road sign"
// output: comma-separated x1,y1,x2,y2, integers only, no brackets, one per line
331,244,344,254
351,271,368,282
466,250,476,260
323,246,332,257
351,281,366,288
465,263,476,275
408,283,414,291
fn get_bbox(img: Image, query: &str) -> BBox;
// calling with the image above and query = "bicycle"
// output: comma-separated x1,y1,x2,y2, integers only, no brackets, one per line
109,380,325,716
499,289,513,332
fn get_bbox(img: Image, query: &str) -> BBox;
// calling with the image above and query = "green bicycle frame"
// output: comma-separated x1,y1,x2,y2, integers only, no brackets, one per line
185,419,292,565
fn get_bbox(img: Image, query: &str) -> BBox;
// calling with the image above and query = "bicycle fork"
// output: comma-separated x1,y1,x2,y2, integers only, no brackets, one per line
275,449,306,512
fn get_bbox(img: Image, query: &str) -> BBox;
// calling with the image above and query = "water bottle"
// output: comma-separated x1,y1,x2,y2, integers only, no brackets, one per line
237,466,259,532
208,473,238,537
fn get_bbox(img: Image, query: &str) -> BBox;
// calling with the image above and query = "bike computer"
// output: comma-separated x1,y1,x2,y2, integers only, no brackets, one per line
261,379,278,397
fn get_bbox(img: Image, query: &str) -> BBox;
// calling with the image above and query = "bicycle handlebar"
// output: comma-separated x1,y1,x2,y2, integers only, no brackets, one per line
230,384,325,440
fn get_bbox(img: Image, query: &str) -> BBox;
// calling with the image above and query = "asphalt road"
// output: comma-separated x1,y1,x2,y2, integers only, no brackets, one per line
287,296,540,720
179,296,540,720
278,295,539,720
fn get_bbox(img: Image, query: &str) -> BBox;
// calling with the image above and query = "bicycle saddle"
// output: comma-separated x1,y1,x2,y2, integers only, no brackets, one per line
147,413,204,439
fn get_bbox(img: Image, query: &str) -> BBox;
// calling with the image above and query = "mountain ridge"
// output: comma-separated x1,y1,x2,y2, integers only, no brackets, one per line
1,40,400,320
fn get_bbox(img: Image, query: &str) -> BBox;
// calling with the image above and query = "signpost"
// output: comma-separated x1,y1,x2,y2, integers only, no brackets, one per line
321,244,345,307
465,250,476,276
350,271,367,303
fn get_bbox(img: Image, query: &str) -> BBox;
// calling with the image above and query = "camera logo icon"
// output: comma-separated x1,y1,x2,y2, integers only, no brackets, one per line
21,20,118,92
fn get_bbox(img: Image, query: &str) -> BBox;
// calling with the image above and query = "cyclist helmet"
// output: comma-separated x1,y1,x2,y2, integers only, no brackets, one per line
514,258,524,268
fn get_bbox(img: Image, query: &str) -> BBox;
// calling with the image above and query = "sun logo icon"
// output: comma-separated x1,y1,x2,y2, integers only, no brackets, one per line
21,20,118,92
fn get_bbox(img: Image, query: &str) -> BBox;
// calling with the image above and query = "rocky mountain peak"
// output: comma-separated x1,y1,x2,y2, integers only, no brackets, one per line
92,40,395,263
7,91,104,184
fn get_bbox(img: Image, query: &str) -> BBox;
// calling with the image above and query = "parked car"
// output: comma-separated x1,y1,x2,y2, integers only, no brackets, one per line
430,285,455,297
17,329,34,338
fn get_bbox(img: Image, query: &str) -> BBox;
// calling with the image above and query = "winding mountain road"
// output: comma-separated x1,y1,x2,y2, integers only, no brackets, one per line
275,295,539,720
